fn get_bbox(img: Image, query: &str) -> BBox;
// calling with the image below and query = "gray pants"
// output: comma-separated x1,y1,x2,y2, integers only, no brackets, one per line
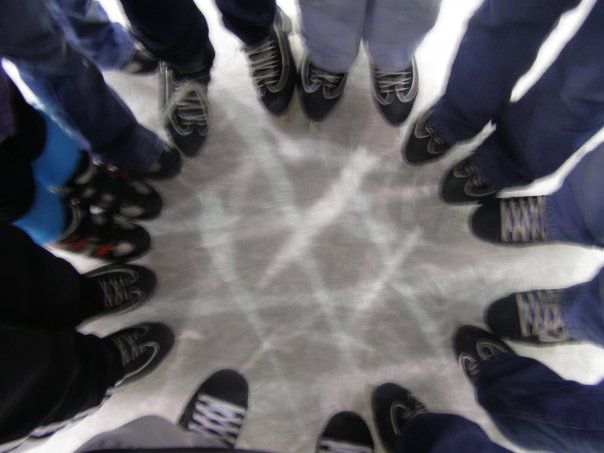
75,416,224,451
299,0,441,72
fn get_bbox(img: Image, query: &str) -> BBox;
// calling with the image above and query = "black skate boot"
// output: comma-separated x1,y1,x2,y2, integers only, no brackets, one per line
486,289,577,344
371,58,418,126
81,264,157,322
453,326,514,383
139,144,184,180
121,44,159,75
441,156,498,203
107,322,174,385
299,55,347,122
161,50,213,156
55,205,151,262
244,7,296,116
316,412,374,453
61,155,163,220
372,383,428,453
27,322,173,442
179,369,249,449
471,196,550,244
403,109,451,164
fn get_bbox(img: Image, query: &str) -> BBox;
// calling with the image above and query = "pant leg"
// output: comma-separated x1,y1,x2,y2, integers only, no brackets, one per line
396,412,510,453
476,354,604,453
429,0,581,146
0,324,122,449
364,0,441,72
215,0,276,46
12,112,83,244
559,268,604,347
0,223,92,330
75,415,226,451
0,0,162,173
119,0,214,72
472,1,604,189
299,0,368,73
47,0,135,70
545,142,604,247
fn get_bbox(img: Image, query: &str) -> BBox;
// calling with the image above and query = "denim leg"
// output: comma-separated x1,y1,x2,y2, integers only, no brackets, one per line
299,0,368,73
0,0,162,173
364,0,441,72
472,1,604,189
215,0,276,46
429,0,580,146
476,354,604,453
547,143,604,247
396,412,510,453
46,0,135,70
119,0,214,71
560,268,604,347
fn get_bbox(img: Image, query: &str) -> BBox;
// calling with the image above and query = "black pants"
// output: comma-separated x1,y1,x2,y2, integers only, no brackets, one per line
120,0,276,69
0,223,122,448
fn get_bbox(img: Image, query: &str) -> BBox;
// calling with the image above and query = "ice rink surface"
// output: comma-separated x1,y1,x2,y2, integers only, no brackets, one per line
23,0,604,451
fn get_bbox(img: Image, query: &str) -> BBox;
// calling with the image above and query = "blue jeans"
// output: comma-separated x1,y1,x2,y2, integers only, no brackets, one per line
396,413,510,452
0,0,163,173
120,0,276,72
397,355,604,452
45,0,135,70
541,143,604,346
299,0,441,73
430,0,604,189
476,354,604,453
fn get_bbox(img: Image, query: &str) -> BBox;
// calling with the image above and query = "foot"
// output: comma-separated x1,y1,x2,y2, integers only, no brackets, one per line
121,45,159,75
441,156,498,203
471,196,549,243
453,325,513,382
244,7,296,116
82,264,157,320
299,56,347,122
161,63,211,156
486,289,576,344
371,59,418,126
55,206,151,262
61,157,163,220
140,144,184,180
372,383,428,453
106,322,174,385
178,369,248,449
403,109,450,164
316,411,374,453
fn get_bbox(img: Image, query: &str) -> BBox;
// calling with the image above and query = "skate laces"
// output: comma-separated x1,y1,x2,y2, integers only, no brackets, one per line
393,400,427,425
186,393,246,448
247,38,280,89
310,66,345,91
501,197,548,242
112,329,146,368
98,271,142,309
517,291,572,341
318,439,373,453
164,78,211,136
375,68,412,95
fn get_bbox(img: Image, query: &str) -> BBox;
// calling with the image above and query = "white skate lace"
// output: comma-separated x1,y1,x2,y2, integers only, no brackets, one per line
310,66,345,91
247,38,280,89
164,79,211,136
517,290,573,341
186,394,246,448
374,68,412,95
501,196,548,242
317,439,373,453
98,271,142,309
112,330,145,367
